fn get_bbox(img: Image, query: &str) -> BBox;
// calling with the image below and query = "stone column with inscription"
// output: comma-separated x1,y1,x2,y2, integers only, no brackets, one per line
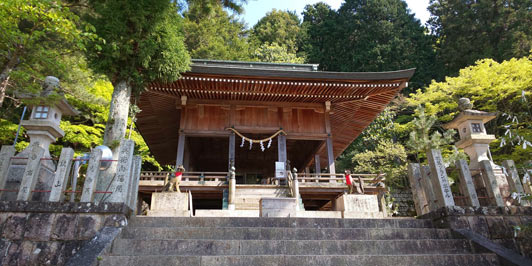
107,139,135,203
456,159,480,207
407,163,429,215
81,149,103,202
49,148,74,202
426,149,455,208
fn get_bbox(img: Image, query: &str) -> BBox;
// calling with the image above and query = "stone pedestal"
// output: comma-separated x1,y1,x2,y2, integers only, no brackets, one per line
334,194,385,218
147,192,189,217
259,197,297,217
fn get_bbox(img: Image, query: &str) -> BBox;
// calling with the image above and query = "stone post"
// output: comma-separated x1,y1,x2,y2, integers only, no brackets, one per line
107,139,135,203
479,160,505,206
0,145,16,197
80,149,103,202
420,165,438,212
502,160,530,206
49,148,74,202
228,166,236,210
407,163,429,215
17,144,45,201
456,159,480,207
426,149,455,208
127,155,142,210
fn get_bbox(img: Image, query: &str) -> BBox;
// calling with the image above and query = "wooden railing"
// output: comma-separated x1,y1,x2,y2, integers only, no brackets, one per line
140,171,229,183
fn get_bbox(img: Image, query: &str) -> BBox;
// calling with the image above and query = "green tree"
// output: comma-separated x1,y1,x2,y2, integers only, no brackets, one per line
252,42,304,64
301,0,438,89
406,105,457,163
183,2,251,60
353,139,408,188
409,56,532,166
251,9,302,54
428,0,532,76
0,0,87,107
84,0,190,150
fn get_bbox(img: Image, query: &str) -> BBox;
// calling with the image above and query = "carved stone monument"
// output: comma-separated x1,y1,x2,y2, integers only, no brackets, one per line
147,192,189,217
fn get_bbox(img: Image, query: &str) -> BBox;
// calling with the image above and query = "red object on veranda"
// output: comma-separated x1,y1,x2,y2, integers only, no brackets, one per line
345,174,352,185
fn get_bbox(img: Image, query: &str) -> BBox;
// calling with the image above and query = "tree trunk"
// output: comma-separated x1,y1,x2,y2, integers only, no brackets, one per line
0,56,18,108
96,79,131,203
103,80,132,149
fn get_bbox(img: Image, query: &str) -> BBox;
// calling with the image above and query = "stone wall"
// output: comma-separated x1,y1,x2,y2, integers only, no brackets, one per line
0,201,130,265
420,206,532,258
390,189,415,216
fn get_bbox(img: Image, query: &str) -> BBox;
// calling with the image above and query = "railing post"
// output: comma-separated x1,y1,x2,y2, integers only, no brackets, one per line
49,148,74,202
502,160,530,206
228,166,236,210
426,149,455,208
127,155,142,210
107,139,135,203
407,163,429,215
292,168,302,211
80,149,103,202
456,159,480,207
480,160,505,206
17,144,44,201
0,145,16,198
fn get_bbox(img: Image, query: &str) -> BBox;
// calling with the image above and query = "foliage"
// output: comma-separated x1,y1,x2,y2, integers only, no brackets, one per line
183,2,251,60
0,0,91,107
252,43,305,64
406,105,456,163
301,0,438,90
409,56,532,167
84,0,190,90
352,140,408,188
428,0,532,76
250,9,302,54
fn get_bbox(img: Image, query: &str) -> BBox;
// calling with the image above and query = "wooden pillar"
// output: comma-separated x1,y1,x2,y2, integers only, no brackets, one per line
228,133,235,171
326,137,336,176
324,101,335,177
278,134,287,163
456,159,480,207
426,149,455,208
176,133,185,169
314,155,321,176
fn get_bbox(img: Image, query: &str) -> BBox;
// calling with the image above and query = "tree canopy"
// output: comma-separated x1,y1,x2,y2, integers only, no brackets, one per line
428,0,532,76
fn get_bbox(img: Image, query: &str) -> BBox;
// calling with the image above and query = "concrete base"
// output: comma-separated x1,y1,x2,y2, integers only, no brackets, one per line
147,192,189,217
260,197,297,217
195,210,259,217
296,211,343,218
334,194,385,218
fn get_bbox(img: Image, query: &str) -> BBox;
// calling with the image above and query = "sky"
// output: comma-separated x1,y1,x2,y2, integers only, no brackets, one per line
241,0,430,27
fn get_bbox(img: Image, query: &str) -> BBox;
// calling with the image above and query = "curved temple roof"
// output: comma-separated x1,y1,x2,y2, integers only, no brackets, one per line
137,60,415,165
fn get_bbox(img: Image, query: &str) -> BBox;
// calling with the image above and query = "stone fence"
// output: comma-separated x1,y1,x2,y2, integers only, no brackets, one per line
0,139,141,208
408,149,532,258
0,139,141,265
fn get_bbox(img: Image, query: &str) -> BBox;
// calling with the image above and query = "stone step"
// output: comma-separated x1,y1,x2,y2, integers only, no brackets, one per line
128,216,433,229
109,239,476,256
120,227,455,240
99,254,500,266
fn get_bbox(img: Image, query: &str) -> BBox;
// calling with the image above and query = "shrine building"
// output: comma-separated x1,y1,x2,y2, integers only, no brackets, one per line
135,59,414,214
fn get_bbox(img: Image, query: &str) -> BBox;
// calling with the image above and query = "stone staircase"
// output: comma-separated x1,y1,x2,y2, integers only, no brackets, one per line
234,186,290,210
98,216,501,266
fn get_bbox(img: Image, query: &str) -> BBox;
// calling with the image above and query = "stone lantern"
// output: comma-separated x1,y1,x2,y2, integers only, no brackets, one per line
20,76,78,158
443,98,496,170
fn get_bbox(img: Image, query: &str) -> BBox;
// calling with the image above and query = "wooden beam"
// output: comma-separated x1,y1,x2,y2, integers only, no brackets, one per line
326,137,336,176
189,99,324,109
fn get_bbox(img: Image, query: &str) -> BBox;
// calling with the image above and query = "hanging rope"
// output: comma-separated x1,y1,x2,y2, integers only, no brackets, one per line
226,128,286,144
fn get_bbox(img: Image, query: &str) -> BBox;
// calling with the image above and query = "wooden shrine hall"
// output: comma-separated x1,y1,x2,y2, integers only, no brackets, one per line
135,59,414,212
